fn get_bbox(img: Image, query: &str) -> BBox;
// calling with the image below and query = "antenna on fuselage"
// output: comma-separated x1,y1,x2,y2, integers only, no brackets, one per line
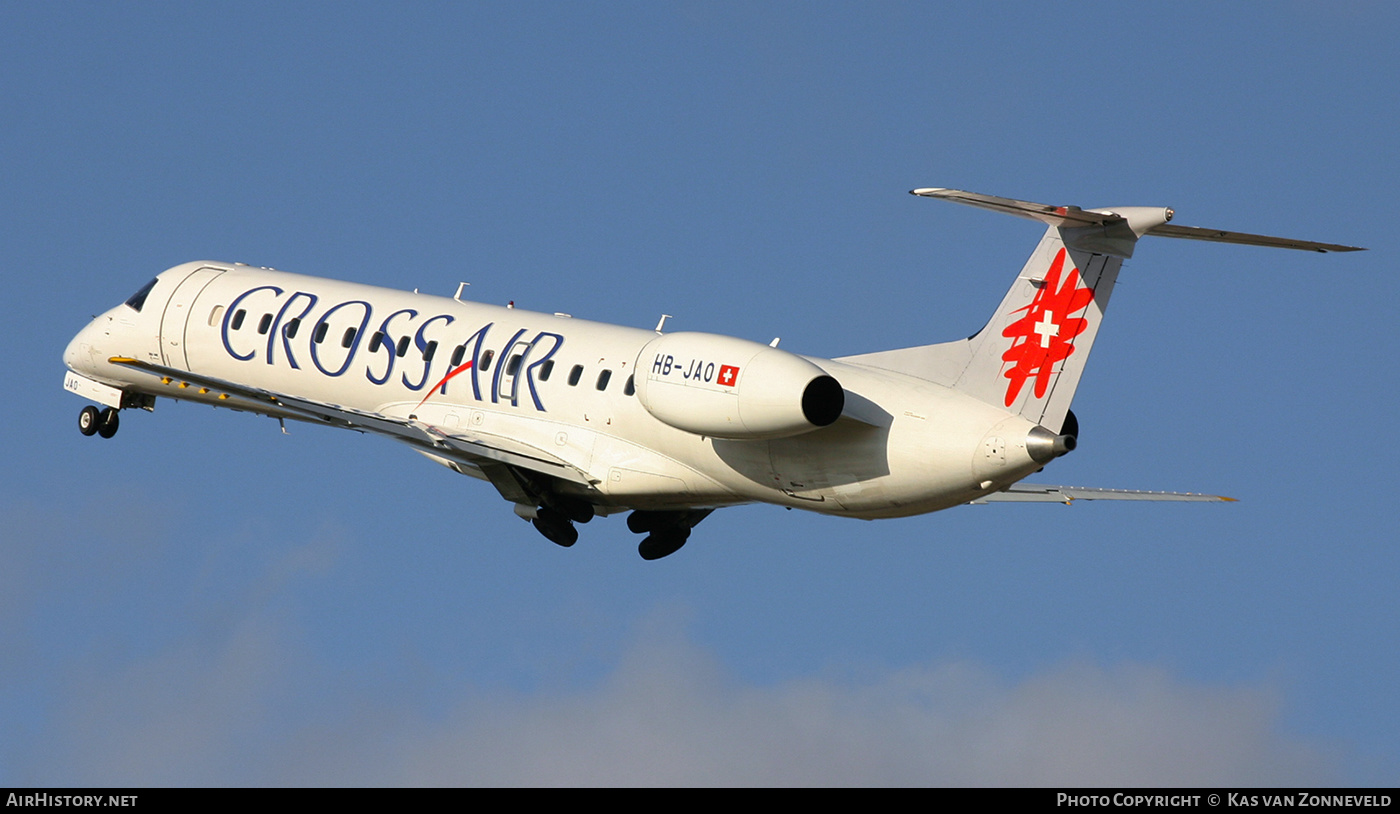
454,282,470,301
655,314,672,333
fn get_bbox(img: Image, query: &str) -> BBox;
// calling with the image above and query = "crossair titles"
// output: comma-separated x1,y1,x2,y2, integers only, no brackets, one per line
218,285,565,411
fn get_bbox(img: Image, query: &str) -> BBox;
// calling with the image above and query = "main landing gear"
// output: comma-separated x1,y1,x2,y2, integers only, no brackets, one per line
523,498,712,561
78,405,120,439
528,497,595,548
626,509,713,561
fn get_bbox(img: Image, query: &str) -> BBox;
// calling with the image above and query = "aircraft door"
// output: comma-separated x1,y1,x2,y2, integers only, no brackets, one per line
496,335,530,406
159,267,226,369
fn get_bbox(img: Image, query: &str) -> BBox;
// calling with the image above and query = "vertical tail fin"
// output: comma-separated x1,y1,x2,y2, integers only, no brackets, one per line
952,226,1122,433
836,188,1360,433
837,189,1172,433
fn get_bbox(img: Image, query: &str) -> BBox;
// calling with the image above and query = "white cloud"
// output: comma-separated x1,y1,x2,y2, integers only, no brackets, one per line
49,614,293,786
44,614,1326,786
300,639,1332,787
4,503,1336,787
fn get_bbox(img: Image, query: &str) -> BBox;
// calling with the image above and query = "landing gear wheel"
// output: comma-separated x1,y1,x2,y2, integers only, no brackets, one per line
627,511,655,534
78,405,100,436
96,407,120,439
628,510,682,535
638,529,689,561
562,499,595,524
531,509,578,548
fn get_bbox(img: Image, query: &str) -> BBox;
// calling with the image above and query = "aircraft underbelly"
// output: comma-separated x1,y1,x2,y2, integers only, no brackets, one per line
765,421,891,509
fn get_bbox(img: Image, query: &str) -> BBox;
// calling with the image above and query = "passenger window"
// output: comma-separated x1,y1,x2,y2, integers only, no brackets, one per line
506,354,522,375
480,350,495,371
369,332,384,352
124,279,158,312
285,317,300,338
596,370,612,391
567,365,583,386
314,322,329,344
450,345,466,367
257,314,273,335
624,375,635,396
423,341,437,362
231,310,246,330
341,327,357,348
538,360,554,381
396,335,410,357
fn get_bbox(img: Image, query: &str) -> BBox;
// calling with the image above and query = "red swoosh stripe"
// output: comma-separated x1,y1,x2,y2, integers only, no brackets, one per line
412,360,473,414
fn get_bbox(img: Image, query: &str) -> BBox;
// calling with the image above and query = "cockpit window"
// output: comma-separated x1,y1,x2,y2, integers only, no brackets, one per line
124,278,158,312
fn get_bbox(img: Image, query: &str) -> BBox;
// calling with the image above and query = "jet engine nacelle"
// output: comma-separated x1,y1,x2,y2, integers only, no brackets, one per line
634,332,844,439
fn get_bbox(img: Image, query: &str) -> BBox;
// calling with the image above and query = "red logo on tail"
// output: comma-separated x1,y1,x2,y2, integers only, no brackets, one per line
1000,248,1094,406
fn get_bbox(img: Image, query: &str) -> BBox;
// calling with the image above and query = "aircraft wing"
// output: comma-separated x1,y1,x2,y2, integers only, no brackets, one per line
106,357,595,487
971,483,1235,504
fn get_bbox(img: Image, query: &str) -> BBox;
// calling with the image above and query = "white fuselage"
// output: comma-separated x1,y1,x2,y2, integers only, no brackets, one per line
65,262,1049,519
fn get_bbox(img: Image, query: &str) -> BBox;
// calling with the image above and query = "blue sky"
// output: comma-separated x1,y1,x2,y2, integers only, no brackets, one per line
3,3,1397,785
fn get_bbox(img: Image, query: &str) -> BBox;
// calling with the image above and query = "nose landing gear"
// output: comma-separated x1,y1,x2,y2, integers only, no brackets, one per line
77,405,120,438
78,405,99,436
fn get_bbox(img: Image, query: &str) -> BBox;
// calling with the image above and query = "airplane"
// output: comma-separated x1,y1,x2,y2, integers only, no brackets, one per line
62,188,1363,559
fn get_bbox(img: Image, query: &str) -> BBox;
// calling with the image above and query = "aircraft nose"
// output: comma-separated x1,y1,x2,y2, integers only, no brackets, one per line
64,318,101,373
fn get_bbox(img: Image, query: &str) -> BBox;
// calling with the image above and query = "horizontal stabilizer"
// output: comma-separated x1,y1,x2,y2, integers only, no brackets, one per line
971,483,1235,505
911,188,1365,252
911,188,1125,229
1143,223,1363,253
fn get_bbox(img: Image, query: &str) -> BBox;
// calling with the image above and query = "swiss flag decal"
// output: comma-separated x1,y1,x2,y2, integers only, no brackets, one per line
1000,247,1094,406
718,365,740,387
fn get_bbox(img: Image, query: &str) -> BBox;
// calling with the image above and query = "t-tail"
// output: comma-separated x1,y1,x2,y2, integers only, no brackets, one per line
839,188,1364,435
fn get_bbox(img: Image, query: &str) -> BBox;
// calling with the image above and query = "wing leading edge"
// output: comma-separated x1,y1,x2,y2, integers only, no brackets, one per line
105,357,595,487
